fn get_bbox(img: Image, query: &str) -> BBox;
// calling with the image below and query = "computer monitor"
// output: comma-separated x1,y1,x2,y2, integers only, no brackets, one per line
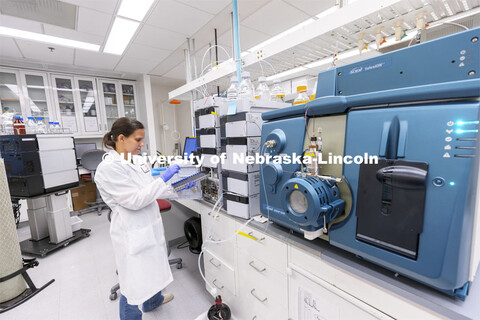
183,137,197,158
75,143,97,160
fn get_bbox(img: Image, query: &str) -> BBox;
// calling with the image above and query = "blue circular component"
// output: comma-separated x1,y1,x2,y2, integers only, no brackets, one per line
280,176,343,228
432,177,445,187
265,129,286,155
263,163,283,185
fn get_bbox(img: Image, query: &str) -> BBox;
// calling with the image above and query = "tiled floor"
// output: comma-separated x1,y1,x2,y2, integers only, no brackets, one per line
9,210,213,320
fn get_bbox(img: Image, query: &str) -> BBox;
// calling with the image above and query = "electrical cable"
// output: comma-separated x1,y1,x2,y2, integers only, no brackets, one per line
200,45,231,78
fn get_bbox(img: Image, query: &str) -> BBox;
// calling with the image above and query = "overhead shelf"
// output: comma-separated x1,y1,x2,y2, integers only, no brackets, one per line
169,0,479,100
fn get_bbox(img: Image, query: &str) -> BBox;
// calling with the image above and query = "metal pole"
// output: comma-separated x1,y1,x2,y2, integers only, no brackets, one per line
214,28,220,97
232,0,242,84
184,46,196,136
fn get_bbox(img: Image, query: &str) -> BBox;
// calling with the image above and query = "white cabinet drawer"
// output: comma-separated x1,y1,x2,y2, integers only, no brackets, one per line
236,284,288,320
237,248,287,307
204,249,236,294
236,224,287,274
289,247,445,319
205,264,235,302
201,211,235,238
288,266,389,320
202,212,236,267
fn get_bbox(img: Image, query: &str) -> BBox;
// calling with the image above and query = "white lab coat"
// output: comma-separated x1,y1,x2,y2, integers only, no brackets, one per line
95,150,177,305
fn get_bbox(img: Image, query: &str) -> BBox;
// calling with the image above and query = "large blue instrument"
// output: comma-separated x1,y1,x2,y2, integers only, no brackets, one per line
260,28,480,299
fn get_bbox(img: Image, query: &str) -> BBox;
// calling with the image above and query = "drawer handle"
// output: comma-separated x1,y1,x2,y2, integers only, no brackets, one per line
250,289,267,303
213,279,224,290
249,261,266,273
209,258,221,268
248,232,265,241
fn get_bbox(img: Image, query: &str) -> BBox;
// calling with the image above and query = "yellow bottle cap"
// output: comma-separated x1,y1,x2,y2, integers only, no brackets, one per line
297,85,307,92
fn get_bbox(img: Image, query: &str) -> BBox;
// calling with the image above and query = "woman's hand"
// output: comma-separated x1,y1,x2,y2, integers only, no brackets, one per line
161,165,180,182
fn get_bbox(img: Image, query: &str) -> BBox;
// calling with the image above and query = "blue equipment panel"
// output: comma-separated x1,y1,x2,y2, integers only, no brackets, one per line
260,28,480,299
331,102,479,297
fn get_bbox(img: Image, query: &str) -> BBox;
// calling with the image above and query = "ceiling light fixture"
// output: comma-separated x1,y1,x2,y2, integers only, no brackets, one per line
117,0,155,21
0,26,100,51
103,17,140,55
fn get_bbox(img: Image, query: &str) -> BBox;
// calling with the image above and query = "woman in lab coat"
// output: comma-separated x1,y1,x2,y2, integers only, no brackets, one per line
95,117,192,320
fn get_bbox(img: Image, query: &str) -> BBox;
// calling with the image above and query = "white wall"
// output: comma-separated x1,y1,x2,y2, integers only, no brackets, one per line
150,77,192,157
150,76,195,243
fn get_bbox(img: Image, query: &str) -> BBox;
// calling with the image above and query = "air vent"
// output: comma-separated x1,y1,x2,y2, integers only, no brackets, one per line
0,0,77,29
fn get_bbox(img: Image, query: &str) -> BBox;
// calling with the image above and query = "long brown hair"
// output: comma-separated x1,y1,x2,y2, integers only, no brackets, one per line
102,117,144,150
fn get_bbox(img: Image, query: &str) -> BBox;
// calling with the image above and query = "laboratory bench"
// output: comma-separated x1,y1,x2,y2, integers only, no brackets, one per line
175,198,479,320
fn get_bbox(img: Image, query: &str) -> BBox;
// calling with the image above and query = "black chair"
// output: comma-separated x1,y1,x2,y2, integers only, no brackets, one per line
108,200,182,301
78,150,110,216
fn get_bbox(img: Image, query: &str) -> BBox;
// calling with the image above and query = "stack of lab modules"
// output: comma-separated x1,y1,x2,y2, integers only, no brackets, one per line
0,134,79,244
194,99,224,203
221,112,262,219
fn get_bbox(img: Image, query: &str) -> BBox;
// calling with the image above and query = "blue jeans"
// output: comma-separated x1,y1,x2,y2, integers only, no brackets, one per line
119,291,164,320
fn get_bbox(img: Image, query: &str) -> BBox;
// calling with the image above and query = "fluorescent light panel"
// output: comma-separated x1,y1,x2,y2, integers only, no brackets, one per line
117,0,155,21
104,17,140,55
0,26,100,51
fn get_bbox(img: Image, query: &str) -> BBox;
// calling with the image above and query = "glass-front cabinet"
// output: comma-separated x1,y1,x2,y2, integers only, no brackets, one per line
51,75,102,135
121,82,137,119
19,71,55,124
0,68,25,116
51,75,78,133
98,79,137,131
75,77,102,134
99,80,121,131
0,67,138,137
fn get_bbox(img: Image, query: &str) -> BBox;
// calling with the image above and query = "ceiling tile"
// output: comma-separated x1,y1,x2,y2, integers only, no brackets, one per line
151,75,184,87
16,39,74,65
74,50,121,70
218,25,270,52
162,62,186,80
146,0,214,36
0,36,23,58
149,51,185,76
0,13,43,32
241,0,310,36
60,0,119,15
115,57,159,74
43,24,104,45
175,0,231,15
123,43,171,63
134,24,186,51
77,7,112,37
238,0,272,20
283,0,337,17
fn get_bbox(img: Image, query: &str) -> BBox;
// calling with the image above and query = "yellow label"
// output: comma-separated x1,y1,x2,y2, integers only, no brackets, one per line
293,100,308,106
237,231,258,241
254,96,259,99
275,94,285,98
211,111,218,115
294,184,299,189
305,152,315,157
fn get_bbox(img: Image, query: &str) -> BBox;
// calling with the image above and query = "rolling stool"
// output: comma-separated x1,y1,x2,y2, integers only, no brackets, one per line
78,149,110,216
108,199,182,301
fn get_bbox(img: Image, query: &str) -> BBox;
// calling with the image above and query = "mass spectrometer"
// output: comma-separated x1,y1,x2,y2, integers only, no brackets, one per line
260,28,480,299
